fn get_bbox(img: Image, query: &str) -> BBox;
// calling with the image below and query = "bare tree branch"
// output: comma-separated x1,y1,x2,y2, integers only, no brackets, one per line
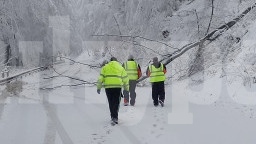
113,15,122,36
206,2,256,41
40,83,88,90
122,40,165,56
135,36,178,50
53,56,100,68
187,0,195,5
51,67,96,85
136,1,256,84
138,2,256,83
40,66,97,90
194,9,200,39
43,75,64,79
205,0,214,35
91,34,178,50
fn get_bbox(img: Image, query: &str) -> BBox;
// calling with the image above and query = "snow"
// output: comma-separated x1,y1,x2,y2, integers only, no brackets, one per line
1,0,256,144
223,18,256,106
0,56,256,144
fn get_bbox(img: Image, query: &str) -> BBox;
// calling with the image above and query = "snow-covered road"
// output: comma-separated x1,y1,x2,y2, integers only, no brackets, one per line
0,66,256,144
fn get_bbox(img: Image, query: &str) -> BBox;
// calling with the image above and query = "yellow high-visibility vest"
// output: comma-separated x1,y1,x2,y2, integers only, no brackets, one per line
149,63,166,82
97,61,129,91
124,61,139,80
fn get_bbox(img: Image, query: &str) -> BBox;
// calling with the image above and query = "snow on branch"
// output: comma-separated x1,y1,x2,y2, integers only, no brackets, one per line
40,67,97,90
164,2,256,64
205,2,256,41
91,34,178,50
205,0,214,36
40,83,88,90
137,2,256,83
52,67,96,85
122,40,165,56
53,56,100,68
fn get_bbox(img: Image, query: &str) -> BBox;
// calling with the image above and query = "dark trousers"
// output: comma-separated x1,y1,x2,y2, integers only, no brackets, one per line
151,81,165,105
105,88,122,119
123,80,137,105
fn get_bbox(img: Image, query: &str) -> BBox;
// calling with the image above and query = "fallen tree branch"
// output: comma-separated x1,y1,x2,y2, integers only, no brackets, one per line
43,75,64,79
122,40,165,56
91,34,178,50
40,83,88,90
137,2,256,83
55,56,100,68
165,2,256,64
52,67,96,84
40,67,97,90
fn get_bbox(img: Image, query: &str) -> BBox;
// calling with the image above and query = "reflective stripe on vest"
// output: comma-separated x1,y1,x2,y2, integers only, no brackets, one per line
149,63,166,82
102,62,127,88
124,61,138,80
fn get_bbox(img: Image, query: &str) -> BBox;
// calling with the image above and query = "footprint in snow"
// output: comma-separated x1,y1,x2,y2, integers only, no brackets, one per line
90,122,114,144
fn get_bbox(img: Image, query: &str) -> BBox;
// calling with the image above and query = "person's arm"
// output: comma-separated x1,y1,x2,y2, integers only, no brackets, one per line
146,66,150,77
122,69,129,91
97,68,105,90
137,64,142,78
163,64,167,74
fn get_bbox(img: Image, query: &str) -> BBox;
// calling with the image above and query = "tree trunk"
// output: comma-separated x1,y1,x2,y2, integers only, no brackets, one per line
5,44,11,66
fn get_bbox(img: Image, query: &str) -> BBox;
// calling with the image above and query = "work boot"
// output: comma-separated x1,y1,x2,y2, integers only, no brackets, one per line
159,100,164,107
112,118,118,124
124,98,129,106
130,99,135,106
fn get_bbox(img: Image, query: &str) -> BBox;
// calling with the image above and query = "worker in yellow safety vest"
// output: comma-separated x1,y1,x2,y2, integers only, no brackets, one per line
146,57,166,107
97,57,129,124
122,55,142,106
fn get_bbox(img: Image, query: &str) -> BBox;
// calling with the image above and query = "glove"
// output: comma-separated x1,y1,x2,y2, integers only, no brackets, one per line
97,89,101,94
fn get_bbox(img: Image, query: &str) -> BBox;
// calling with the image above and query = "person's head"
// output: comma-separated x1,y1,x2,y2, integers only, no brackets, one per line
110,57,117,61
153,57,158,63
128,55,134,60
